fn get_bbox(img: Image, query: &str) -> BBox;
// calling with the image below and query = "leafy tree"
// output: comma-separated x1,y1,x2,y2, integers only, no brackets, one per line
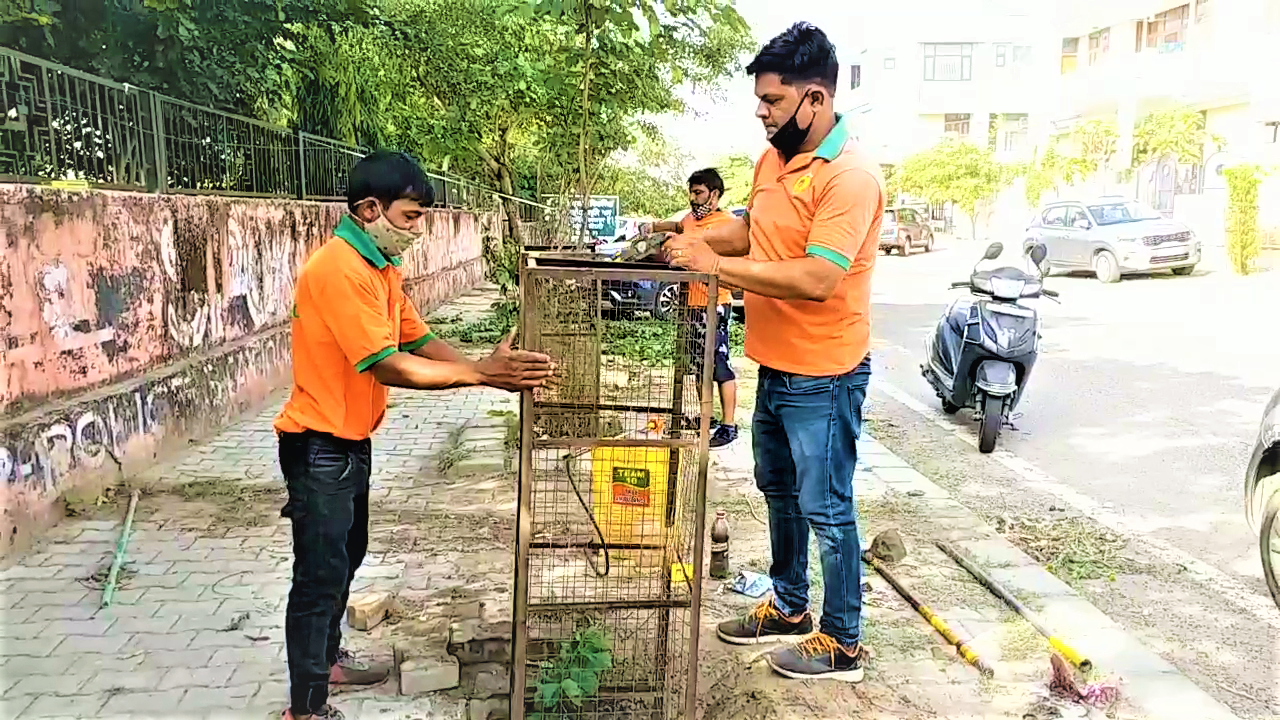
1132,107,1221,167
594,126,691,219
897,140,1010,239
1071,118,1119,175
713,153,756,208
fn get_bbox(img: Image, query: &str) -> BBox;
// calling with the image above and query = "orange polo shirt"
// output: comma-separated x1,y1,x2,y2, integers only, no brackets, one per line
743,115,885,376
274,215,433,440
681,210,735,308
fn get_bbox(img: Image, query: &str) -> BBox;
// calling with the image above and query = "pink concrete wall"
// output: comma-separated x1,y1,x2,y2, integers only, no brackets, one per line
0,184,492,554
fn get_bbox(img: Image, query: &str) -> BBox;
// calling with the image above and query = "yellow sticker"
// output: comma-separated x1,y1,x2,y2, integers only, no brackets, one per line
792,174,813,194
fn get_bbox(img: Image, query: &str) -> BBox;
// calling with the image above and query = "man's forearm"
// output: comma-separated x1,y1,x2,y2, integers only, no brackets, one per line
412,337,470,365
370,351,483,390
701,217,750,257
715,256,841,302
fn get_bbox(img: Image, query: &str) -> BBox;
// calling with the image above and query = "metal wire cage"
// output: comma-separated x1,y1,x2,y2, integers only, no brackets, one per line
513,252,718,720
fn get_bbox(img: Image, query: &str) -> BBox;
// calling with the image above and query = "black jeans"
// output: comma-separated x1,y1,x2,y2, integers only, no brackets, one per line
279,431,372,715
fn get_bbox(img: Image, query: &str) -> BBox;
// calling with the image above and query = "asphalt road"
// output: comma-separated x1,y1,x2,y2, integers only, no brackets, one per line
862,238,1280,715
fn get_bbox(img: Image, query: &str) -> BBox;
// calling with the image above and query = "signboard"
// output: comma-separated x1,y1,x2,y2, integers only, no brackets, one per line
545,194,620,241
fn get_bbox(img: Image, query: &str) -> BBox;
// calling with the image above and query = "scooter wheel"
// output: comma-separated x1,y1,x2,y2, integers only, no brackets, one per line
941,400,960,415
978,394,1002,453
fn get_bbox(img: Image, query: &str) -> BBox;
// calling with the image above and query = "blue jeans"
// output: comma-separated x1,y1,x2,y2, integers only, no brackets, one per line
753,356,871,647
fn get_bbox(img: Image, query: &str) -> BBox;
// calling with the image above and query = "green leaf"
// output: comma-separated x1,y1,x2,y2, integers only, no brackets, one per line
561,677,584,705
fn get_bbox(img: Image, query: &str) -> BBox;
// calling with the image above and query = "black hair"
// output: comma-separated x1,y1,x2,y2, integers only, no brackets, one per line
745,22,839,94
687,168,725,197
347,149,434,212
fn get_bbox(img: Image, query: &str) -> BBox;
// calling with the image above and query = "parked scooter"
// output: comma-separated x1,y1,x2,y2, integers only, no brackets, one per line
921,242,1057,453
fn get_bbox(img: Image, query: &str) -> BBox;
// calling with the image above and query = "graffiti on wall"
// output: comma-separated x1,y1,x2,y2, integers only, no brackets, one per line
0,328,290,492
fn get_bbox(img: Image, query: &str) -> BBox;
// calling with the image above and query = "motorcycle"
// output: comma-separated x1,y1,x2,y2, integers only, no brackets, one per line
921,242,1057,453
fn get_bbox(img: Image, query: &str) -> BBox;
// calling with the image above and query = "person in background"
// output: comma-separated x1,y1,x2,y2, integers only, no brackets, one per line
642,168,740,448
273,150,555,720
663,23,885,682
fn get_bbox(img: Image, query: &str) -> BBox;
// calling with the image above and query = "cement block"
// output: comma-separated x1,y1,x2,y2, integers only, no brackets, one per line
400,654,460,695
469,697,511,720
462,662,510,698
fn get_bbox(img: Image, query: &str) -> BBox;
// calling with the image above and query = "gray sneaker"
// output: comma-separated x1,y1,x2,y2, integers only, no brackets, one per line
715,598,813,645
765,634,868,682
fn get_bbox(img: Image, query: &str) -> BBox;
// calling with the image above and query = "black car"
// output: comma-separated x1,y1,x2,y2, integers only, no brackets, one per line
1248,388,1280,608
601,207,746,320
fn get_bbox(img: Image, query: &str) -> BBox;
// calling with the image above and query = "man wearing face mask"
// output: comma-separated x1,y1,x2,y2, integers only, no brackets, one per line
664,23,885,683
273,150,555,720
640,168,739,448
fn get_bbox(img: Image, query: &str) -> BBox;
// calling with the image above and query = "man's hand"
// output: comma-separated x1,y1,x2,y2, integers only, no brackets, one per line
665,236,722,274
475,328,556,391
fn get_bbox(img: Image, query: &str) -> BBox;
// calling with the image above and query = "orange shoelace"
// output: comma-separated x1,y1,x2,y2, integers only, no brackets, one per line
794,632,843,663
747,599,785,636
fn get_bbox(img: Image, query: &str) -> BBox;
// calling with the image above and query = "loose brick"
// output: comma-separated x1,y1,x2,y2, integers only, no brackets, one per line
462,662,509,699
399,653,460,695
346,591,395,631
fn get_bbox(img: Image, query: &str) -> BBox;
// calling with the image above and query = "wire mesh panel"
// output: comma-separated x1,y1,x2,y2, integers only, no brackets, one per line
514,253,716,720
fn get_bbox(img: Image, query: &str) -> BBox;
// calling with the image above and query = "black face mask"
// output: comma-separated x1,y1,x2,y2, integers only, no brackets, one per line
769,90,817,158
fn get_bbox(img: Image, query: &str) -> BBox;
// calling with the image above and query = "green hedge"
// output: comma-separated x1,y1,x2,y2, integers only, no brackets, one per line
1224,164,1263,276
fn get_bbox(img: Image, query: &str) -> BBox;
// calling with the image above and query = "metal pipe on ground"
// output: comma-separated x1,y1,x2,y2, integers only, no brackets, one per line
101,489,141,608
861,539,994,678
935,540,1093,673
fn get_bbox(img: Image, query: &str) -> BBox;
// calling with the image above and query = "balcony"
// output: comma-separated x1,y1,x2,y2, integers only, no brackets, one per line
1050,41,1254,120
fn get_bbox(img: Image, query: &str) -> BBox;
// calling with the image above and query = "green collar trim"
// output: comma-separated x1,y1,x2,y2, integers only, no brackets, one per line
813,113,850,162
334,215,402,269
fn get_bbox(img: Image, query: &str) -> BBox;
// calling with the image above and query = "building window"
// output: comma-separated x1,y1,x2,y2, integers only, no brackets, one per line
1147,4,1189,49
923,43,974,81
1267,121,1279,144
1196,0,1211,24
995,44,1008,67
1061,37,1079,74
1002,114,1029,152
883,57,896,70
849,64,862,90
1088,28,1110,65
944,113,971,136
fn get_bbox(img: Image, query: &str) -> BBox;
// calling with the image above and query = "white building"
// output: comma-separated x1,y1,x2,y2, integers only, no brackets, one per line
1046,0,1280,245
835,4,1059,167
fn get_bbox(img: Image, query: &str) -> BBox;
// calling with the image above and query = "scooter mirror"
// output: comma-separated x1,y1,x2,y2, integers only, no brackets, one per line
982,242,1004,261
1028,243,1048,266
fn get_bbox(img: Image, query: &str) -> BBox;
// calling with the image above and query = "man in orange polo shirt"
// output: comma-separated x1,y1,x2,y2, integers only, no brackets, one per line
274,150,554,720
666,23,884,683
643,168,740,448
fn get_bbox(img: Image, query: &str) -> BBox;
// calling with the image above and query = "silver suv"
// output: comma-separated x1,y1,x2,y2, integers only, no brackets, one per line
1025,197,1201,283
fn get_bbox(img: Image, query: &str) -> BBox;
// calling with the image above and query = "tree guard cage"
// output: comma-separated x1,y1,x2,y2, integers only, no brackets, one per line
513,253,717,720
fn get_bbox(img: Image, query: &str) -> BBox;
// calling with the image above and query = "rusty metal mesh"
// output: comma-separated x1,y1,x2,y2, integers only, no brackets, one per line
515,255,714,720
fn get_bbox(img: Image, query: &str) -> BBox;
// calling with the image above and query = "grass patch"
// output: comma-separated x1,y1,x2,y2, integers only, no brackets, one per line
435,300,517,346
996,514,1130,583
436,424,473,474
488,409,520,455
999,616,1050,661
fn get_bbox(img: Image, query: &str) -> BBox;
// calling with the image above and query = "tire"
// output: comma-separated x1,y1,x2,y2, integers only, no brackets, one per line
1093,250,1121,284
1171,265,1195,276
941,399,960,415
1261,492,1280,611
924,232,934,252
653,283,679,319
900,234,912,256
977,393,1002,454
